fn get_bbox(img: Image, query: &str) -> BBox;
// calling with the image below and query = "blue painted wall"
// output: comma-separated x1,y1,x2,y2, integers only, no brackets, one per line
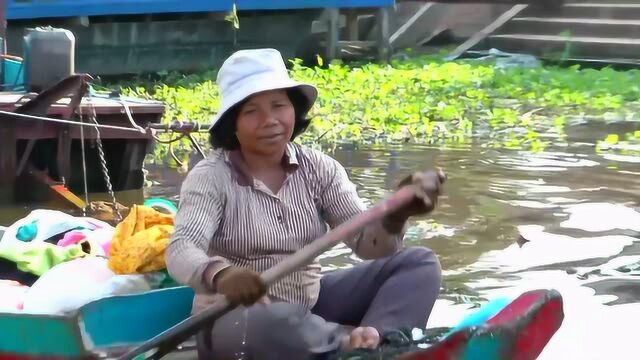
7,0,395,20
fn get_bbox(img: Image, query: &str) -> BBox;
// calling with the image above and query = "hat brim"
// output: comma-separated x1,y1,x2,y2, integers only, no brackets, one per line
208,73,318,131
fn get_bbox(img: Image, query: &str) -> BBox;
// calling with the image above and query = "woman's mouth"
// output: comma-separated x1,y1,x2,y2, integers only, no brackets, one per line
258,133,284,141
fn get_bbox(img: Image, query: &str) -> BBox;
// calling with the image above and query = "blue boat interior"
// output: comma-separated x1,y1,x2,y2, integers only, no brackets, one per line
0,286,195,357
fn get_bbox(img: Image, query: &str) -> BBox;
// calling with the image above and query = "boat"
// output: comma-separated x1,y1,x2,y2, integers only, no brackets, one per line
372,289,564,360
0,286,563,359
0,286,196,360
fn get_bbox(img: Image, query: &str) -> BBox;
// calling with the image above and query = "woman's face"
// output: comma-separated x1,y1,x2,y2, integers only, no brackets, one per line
235,89,295,156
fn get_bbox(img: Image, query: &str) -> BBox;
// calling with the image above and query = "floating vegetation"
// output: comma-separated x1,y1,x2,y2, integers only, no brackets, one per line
596,130,640,156
109,55,640,163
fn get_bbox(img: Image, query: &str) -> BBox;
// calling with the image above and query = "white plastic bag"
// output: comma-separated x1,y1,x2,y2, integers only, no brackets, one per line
0,280,28,313
21,257,160,315
0,209,98,244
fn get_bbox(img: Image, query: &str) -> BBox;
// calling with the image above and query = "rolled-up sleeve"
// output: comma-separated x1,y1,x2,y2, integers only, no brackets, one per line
165,167,230,293
317,154,406,260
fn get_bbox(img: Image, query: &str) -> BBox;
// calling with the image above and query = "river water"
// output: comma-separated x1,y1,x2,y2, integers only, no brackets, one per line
1,116,638,358
143,119,640,359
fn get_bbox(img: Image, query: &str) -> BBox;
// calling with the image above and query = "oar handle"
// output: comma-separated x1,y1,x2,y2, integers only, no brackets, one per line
117,185,418,360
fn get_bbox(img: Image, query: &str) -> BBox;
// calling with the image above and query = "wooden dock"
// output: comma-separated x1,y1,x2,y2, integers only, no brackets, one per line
3,0,395,75
452,1,640,66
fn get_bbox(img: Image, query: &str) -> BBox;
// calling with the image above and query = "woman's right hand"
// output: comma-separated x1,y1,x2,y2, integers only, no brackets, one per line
213,266,267,306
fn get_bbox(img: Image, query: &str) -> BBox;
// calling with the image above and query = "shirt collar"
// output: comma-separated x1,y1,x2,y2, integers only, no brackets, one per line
224,143,299,186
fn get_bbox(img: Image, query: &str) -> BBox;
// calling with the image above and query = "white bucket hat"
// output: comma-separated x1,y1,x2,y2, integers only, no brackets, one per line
208,48,318,131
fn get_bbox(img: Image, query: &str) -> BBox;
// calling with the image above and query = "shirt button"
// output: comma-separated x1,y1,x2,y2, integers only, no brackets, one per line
277,215,283,223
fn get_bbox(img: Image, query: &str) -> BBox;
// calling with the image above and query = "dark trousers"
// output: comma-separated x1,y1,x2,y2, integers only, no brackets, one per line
197,246,441,360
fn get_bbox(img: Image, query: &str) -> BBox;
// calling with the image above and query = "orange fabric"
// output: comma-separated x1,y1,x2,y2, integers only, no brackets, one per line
107,205,174,274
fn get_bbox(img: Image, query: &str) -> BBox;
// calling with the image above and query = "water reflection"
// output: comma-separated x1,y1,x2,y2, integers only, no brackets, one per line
561,203,640,232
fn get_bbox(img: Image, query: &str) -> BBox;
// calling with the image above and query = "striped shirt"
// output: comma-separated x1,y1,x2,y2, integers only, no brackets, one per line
166,142,406,309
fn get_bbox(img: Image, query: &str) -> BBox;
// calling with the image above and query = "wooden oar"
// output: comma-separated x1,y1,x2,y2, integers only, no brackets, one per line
117,184,419,360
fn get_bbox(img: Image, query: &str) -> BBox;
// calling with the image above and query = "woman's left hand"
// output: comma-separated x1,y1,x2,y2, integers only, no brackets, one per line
395,169,446,218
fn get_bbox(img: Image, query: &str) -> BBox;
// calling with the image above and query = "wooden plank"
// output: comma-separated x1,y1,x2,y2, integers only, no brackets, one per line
337,40,378,47
0,93,165,115
389,3,434,47
447,4,529,60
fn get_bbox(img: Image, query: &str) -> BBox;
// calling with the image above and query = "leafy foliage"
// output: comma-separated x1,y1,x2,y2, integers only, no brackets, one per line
109,55,640,163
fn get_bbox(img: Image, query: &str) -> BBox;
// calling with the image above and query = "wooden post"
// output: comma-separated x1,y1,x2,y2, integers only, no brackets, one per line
377,7,391,63
0,119,16,204
56,126,71,185
346,10,359,41
326,8,340,61
0,0,6,43
115,141,147,191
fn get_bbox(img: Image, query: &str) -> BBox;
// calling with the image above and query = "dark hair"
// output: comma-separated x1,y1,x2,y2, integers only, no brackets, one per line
209,88,311,150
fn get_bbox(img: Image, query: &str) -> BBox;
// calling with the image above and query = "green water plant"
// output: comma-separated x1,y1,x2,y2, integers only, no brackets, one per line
596,130,640,156
113,54,640,163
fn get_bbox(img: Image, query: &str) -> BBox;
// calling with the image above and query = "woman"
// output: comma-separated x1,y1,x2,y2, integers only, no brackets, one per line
166,48,445,360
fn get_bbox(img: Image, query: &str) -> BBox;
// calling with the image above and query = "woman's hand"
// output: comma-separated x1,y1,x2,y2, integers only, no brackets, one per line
213,266,268,306
383,169,446,232
399,168,446,217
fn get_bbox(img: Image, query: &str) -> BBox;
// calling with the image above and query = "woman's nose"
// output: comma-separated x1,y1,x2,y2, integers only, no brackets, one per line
258,109,278,126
